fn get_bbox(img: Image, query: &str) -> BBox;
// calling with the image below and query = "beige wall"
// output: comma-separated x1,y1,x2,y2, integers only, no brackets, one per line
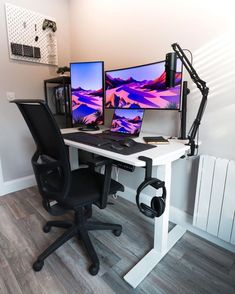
68,0,235,213
69,0,235,157
0,0,71,181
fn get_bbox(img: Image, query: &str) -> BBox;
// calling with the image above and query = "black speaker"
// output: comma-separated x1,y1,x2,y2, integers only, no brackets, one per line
136,178,166,218
165,52,177,88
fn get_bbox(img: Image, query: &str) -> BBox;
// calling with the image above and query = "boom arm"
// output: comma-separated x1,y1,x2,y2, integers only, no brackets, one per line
171,43,209,155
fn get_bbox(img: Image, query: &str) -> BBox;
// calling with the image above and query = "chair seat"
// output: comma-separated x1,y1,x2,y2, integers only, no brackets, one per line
47,168,124,209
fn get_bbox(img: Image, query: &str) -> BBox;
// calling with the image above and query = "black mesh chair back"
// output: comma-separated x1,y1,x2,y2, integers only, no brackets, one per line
14,99,71,208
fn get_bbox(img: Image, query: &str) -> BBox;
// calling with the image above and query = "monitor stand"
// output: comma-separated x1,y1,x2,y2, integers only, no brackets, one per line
78,124,100,131
179,81,189,140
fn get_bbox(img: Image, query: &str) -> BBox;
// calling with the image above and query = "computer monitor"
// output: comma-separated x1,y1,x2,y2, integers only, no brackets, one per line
70,61,104,129
105,60,182,109
110,109,145,136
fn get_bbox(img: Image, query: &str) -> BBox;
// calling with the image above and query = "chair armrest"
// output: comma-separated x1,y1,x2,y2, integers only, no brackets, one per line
32,151,61,173
31,151,70,199
33,159,61,173
87,156,115,209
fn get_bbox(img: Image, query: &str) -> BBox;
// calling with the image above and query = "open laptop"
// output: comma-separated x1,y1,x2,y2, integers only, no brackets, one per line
101,108,145,139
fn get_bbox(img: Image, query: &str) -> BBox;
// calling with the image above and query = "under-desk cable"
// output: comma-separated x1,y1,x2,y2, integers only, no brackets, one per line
112,167,120,199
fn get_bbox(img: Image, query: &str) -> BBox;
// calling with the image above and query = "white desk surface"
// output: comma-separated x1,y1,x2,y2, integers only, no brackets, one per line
61,128,190,167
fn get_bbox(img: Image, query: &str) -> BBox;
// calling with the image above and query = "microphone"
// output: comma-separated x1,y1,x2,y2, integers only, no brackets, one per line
165,52,177,88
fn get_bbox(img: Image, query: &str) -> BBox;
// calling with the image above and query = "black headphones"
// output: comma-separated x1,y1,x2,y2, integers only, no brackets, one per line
135,156,166,218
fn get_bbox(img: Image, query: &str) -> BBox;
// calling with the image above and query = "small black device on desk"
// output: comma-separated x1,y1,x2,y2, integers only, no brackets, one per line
143,136,169,144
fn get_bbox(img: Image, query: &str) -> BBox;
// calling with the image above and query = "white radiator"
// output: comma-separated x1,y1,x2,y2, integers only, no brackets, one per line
193,155,235,245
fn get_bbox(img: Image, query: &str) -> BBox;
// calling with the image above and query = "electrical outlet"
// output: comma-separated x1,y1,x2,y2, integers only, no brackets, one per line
6,92,15,101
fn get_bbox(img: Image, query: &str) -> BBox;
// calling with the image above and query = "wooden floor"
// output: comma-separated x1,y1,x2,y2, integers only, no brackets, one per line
0,187,235,294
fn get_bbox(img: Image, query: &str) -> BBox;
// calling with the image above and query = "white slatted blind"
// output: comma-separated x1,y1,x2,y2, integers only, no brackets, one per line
193,155,235,245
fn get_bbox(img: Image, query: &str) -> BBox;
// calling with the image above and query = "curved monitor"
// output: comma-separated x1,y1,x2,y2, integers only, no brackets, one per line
70,61,104,126
105,60,182,109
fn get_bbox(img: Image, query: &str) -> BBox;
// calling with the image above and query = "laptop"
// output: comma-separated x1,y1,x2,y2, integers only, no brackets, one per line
101,108,145,139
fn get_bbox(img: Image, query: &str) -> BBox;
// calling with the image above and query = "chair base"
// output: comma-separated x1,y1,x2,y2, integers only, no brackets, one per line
33,208,122,275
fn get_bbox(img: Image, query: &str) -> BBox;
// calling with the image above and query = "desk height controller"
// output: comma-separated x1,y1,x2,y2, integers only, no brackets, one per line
113,160,135,172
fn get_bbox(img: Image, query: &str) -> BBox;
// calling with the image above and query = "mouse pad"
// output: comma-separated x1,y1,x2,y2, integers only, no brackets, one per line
99,141,156,155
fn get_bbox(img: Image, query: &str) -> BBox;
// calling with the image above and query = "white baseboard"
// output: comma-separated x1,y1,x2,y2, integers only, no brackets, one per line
0,174,36,196
119,187,235,253
170,206,235,253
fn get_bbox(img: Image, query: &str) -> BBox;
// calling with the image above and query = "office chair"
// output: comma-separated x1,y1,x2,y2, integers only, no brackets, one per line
12,99,124,275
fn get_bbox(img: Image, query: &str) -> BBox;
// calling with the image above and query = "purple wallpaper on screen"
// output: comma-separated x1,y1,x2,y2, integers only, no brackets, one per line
105,60,182,109
111,109,144,135
71,62,104,125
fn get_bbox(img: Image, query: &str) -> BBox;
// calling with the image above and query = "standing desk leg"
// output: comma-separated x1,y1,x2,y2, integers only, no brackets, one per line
123,162,186,288
153,163,171,253
68,147,79,170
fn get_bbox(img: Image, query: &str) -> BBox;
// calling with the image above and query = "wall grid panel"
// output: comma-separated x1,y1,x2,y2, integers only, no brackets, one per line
193,155,235,245
5,3,58,65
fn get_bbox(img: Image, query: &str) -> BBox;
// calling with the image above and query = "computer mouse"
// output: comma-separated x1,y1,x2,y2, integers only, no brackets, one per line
120,138,135,148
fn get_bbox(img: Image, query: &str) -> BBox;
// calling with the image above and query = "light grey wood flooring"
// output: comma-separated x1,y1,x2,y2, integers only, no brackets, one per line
0,187,234,294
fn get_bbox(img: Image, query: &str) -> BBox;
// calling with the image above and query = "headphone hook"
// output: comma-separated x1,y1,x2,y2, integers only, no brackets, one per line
138,156,153,180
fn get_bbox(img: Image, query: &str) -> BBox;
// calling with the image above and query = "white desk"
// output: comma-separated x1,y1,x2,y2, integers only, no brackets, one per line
61,128,190,288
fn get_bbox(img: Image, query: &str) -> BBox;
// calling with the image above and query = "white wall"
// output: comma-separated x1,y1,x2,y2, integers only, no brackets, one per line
68,0,235,214
0,0,71,182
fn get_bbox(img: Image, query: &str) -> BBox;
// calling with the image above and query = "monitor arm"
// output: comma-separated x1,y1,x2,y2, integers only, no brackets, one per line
171,43,209,156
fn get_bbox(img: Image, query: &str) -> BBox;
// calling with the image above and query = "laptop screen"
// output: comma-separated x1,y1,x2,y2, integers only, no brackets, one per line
110,109,145,136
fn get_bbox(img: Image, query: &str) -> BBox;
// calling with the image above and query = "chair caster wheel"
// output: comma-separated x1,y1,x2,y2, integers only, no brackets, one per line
33,260,44,272
113,228,122,237
89,263,99,275
43,224,51,233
